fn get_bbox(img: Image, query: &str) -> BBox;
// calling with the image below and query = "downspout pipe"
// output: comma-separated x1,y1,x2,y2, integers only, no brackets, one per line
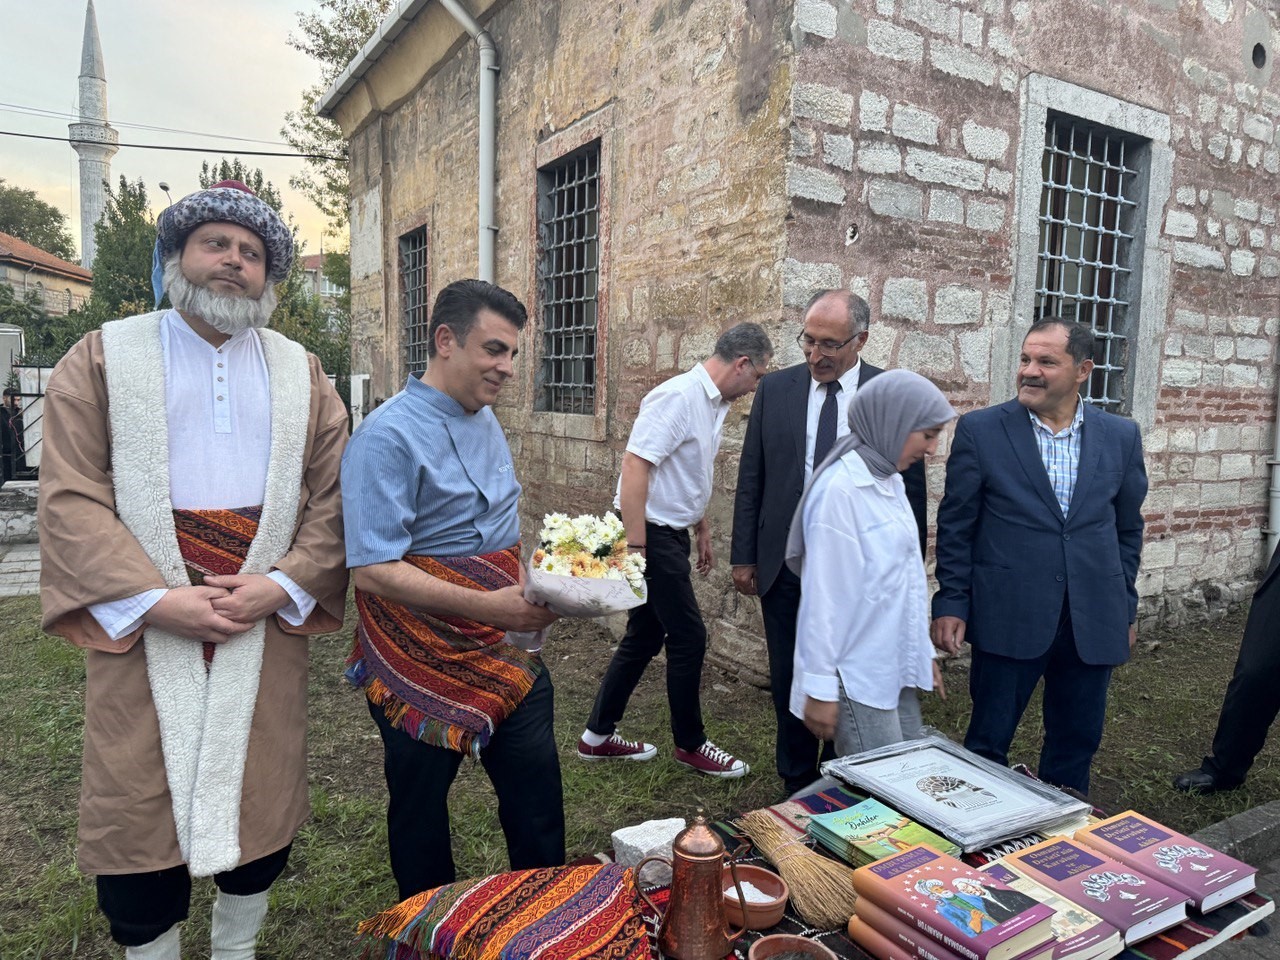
437,0,498,283
1269,330,1280,563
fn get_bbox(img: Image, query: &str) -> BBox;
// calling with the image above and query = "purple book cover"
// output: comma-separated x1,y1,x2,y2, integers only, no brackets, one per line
1076,811,1255,909
1006,838,1187,934
982,861,1120,959
854,845,1056,960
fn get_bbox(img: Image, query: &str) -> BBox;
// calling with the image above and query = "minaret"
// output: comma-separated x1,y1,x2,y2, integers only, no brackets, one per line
69,0,118,270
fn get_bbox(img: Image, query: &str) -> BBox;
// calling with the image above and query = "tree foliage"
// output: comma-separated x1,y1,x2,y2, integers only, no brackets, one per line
198,159,284,210
85,176,156,320
0,178,77,262
281,0,393,234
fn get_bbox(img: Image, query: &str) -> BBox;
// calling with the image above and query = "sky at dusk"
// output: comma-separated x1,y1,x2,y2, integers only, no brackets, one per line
0,0,344,262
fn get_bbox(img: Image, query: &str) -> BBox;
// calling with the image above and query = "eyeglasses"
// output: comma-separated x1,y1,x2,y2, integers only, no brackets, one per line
795,332,858,357
745,357,768,380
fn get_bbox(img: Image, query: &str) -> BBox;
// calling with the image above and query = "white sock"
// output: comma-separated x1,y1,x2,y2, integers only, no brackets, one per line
211,890,269,960
125,924,180,960
581,729,609,746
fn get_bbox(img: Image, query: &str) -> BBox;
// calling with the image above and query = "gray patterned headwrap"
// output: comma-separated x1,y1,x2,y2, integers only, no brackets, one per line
785,370,956,574
153,180,294,305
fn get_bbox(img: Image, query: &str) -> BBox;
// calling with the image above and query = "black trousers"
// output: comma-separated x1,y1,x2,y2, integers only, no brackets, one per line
370,668,565,900
96,844,291,947
1203,549,1280,785
586,523,708,751
964,600,1113,795
761,566,834,795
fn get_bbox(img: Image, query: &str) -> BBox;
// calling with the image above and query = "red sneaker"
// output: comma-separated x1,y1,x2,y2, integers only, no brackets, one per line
577,733,658,761
674,740,750,778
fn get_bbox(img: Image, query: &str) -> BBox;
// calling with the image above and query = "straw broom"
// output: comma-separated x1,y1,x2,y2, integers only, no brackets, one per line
735,809,858,930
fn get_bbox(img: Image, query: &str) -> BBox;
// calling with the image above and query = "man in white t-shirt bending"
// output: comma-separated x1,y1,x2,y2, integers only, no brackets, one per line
577,323,772,777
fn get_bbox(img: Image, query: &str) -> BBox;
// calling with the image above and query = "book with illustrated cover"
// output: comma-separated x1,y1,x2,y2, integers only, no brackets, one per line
808,796,962,866
1073,811,1256,913
855,895,986,960
852,844,1056,960
980,861,1122,960
1003,838,1188,945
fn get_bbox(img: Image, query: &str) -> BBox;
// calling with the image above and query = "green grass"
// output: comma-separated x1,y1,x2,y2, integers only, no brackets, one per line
1,594,1274,957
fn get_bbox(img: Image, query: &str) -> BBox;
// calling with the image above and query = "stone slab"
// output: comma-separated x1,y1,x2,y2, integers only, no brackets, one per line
612,817,686,886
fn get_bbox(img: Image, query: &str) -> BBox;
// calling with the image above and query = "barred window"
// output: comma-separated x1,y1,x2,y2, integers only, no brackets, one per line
400,227,429,378
1036,114,1144,411
536,142,600,414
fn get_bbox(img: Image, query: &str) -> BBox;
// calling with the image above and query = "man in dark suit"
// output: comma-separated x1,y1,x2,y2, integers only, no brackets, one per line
1173,542,1280,794
731,289,927,796
931,318,1147,796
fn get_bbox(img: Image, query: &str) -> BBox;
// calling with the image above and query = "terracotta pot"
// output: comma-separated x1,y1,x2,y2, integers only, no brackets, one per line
747,933,839,960
720,863,789,930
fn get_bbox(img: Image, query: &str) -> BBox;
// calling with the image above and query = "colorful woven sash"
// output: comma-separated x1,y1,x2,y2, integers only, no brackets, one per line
357,864,650,960
173,506,262,663
347,546,542,757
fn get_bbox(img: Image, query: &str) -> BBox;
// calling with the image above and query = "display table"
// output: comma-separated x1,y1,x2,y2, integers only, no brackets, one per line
632,816,1275,960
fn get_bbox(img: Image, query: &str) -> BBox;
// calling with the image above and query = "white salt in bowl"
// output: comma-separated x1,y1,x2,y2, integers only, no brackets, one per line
722,863,790,930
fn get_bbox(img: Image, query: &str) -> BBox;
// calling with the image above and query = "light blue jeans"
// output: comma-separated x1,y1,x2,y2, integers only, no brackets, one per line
835,685,925,757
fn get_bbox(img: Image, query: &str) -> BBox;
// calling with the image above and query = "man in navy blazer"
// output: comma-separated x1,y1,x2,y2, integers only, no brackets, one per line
931,319,1147,795
731,289,927,795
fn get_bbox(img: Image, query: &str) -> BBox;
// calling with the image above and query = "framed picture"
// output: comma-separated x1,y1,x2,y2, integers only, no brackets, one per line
822,735,1091,852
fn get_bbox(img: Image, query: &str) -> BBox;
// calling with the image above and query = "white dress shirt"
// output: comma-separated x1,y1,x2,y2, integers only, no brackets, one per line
804,360,862,481
790,449,934,716
89,311,314,639
614,363,729,529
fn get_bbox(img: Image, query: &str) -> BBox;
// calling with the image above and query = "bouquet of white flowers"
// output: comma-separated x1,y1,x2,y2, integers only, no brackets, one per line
508,512,648,652
527,512,647,615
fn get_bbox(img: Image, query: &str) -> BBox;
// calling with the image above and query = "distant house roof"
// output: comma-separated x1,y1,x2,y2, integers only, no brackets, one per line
0,232,92,283
302,253,324,272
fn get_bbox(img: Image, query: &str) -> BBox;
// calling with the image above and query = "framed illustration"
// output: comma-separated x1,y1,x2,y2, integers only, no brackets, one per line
822,735,1091,852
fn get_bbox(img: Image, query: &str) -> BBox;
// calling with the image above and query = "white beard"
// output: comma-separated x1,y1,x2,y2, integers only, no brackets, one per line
163,256,278,335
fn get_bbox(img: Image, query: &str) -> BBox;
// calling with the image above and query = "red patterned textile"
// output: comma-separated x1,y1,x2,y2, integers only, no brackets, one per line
357,864,650,960
347,546,542,757
173,506,261,663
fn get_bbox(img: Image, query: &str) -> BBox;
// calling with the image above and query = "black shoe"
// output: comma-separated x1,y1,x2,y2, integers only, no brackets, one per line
1172,768,1241,795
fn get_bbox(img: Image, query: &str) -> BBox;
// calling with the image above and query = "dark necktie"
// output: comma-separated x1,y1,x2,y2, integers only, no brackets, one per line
813,380,841,467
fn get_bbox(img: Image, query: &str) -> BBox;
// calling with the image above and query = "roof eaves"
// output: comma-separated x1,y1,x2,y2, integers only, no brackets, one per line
316,0,435,120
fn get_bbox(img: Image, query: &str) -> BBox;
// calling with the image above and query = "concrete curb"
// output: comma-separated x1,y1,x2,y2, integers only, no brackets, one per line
1193,800,1280,865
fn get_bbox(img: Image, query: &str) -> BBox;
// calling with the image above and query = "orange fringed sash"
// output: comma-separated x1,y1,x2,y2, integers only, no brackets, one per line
346,546,542,757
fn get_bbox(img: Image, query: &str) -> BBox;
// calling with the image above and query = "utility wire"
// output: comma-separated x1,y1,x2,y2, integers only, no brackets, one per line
0,101,298,148
0,129,346,161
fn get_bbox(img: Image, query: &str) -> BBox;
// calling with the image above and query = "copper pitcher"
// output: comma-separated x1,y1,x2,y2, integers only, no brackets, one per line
636,812,747,960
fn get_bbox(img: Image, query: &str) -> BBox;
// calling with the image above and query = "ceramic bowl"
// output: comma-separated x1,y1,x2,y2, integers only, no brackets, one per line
722,863,790,930
747,933,839,960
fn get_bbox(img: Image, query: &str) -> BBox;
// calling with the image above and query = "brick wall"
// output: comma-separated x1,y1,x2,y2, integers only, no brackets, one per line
780,0,1279,627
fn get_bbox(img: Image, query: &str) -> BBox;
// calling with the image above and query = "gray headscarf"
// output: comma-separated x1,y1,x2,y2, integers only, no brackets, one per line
784,370,956,574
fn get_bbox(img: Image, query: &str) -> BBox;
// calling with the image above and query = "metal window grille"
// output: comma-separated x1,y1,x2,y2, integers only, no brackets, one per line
1035,114,1142,411
400,227,430,377
536,143,600,414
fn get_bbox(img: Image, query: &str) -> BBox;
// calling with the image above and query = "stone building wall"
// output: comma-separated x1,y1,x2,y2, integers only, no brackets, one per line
777,0,1279,630
344,0,799,682
339,0,1278,686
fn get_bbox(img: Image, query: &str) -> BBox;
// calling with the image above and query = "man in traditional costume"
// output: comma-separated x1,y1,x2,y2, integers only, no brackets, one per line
342,278,562,899
38,181,349,960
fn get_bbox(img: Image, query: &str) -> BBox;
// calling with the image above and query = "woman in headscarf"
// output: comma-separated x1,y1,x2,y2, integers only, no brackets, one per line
784,369,957,756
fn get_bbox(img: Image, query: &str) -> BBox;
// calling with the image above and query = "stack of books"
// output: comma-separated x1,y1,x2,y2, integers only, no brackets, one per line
997,811,1258,947
845,807,1262,960
807,796,961,867
850,844,1059,960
